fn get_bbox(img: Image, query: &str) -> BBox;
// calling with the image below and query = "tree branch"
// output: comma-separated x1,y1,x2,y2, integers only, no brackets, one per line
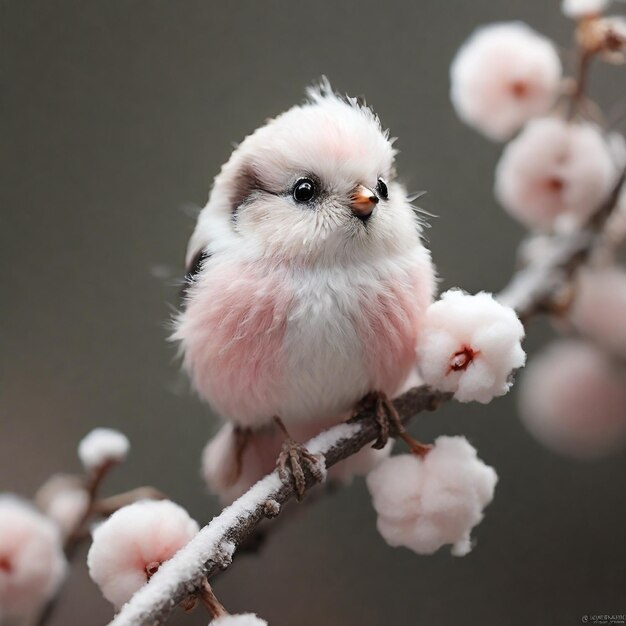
108,173,624,626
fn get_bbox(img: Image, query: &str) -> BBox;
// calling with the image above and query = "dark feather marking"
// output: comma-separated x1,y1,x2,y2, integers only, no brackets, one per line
180,249,211,301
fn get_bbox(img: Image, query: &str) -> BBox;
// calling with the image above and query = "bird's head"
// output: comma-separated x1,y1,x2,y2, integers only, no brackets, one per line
188,80,424,268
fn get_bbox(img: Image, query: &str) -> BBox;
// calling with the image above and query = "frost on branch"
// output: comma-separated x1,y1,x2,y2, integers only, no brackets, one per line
366,437,498,557
495,118,618,232
78,427,130,471
562,0,610,19
450,22,562,141
0,496,67,616
416,290,525,403
87,500,199,608
569,267,626,357
210,614,268,626
519,340,626,459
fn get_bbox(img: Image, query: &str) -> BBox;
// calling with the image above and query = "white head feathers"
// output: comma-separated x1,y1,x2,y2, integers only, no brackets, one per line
186,80,423,270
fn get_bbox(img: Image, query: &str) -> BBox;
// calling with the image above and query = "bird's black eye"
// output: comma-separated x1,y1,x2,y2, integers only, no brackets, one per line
376,178,389,200
293,178,316,203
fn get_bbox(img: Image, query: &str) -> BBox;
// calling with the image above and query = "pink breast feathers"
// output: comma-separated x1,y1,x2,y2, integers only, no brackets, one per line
357,265,434,396
175,261,292,427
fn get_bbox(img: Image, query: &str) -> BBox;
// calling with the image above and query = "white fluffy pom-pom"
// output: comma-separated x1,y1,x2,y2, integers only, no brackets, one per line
87,500,199,608
495,117,617,231
210,614,268,626
0,496,67,616
416,290,525,403
450,22,562,141
366,437,498,556
78,428,130,471
562,0,609,18
569,267,626,358
519,341,626,459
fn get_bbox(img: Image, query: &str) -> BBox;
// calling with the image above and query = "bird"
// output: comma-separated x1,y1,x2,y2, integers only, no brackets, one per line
173,80,436,497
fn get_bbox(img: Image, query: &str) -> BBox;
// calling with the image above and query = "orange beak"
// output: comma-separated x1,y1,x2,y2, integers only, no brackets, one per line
350,185,378,220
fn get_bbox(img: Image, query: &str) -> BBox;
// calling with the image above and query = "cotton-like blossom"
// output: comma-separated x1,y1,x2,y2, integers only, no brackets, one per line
519,341,626,459
0,496,67,616
78,427,130,471
210,614,268,626
87,500,199,608
562,0,610,18
495,117,617,231
450,22,562,141
416,290,525,403
569,267,626,357
203,415,392,503
36,475,89,536
366,437,498,556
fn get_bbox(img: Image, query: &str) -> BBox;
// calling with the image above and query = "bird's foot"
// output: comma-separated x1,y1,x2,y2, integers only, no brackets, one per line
371,391,402,450
274,417,325,501
366,391,432,456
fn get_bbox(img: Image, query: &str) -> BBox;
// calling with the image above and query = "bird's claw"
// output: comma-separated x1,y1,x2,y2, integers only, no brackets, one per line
367,392,402,449
277,438,325,501
367,391,431,457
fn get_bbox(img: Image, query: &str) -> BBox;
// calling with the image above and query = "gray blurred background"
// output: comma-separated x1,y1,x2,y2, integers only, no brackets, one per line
1,1,625,625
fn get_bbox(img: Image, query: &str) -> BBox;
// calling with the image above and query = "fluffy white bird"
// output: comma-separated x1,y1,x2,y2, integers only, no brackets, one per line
174,81,435,495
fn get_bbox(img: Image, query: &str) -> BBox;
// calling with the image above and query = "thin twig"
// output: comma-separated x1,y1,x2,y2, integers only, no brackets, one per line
93,487,167,517
198,579,228,619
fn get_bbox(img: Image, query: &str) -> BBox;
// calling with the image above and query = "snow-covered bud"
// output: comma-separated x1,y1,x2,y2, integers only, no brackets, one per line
210,614,268,626
450,22,562,141
366,437,498,557
35,474,89,536
519,341,626,459
562,0,610,18
0,496,67,616
78,427,130,472
416,290,525,403
569,267,626,357
495,117,617,231
87,500,199,608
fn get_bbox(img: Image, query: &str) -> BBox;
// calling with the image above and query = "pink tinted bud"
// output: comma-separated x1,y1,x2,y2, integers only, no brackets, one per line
417,290,525,403
519,340,626,458
0,496,67,616
35,474,89,537
570,267,626,358
495,118,617,231
87,500,199,608
450,22,561,140
366,437,498,556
